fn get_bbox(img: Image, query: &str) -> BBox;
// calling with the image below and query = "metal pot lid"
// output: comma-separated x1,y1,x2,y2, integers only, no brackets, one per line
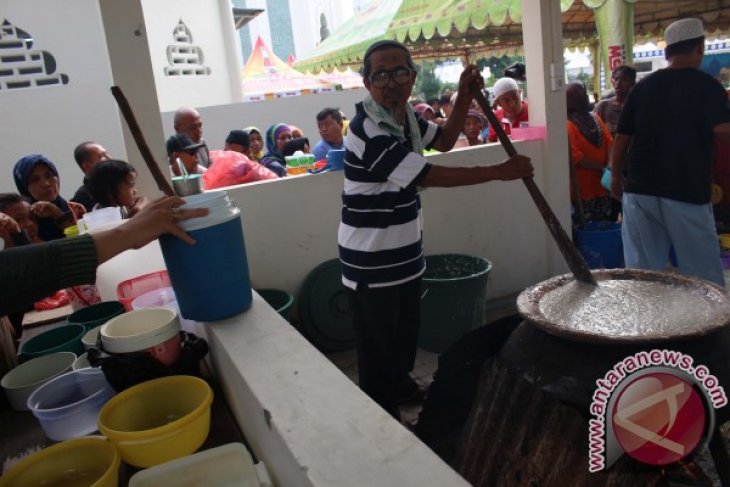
517,269,730,344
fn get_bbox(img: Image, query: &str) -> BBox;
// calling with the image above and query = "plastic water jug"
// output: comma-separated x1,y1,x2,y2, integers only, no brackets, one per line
84,209,166,302
159,191,252,321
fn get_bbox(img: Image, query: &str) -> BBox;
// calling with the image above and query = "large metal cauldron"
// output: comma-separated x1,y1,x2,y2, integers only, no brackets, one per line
510,268,730,421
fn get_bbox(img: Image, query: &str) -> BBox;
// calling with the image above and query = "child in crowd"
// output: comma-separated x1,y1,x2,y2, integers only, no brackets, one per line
464,111,485,146
89,160,149,218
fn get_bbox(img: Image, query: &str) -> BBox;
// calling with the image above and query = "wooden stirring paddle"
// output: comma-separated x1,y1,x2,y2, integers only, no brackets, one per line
110,86,175,197
471,88,596,284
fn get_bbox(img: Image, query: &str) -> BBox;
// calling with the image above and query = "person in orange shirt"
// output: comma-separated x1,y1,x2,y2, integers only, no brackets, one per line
566,82,614,223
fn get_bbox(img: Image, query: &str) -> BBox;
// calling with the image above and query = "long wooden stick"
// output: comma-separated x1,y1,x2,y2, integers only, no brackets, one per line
110,86,175,196
472,88,596,284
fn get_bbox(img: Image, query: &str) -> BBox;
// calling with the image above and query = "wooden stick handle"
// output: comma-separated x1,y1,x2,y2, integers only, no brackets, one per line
110,86,175,196
471,88,595,284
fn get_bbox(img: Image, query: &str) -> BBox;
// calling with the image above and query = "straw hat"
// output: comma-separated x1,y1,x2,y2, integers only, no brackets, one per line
664,18,704,47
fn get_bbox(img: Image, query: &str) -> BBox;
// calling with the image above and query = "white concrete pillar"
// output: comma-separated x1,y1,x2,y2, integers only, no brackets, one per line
521,0,572,277
218,0,244,103
98,0,171,200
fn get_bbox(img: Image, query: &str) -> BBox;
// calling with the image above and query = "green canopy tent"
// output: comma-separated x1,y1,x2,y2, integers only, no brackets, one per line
295,0,730,74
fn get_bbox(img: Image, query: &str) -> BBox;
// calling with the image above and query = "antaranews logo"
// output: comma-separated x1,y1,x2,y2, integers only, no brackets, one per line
588,349,727,472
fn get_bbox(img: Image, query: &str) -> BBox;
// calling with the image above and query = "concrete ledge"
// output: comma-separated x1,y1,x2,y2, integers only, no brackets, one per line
201,291,469,487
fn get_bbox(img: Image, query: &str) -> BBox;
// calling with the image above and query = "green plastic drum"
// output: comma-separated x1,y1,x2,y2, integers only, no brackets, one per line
419,254,492,353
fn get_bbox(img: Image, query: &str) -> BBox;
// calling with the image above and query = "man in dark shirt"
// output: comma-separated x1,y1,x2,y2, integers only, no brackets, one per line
71,141,110,212
174,107,212,168
611,18,730,285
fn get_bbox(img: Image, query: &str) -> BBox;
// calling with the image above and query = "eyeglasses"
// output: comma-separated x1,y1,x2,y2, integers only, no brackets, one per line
368,67,413,88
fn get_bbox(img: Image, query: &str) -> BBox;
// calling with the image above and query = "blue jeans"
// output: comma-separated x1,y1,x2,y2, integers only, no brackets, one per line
622,193,724,286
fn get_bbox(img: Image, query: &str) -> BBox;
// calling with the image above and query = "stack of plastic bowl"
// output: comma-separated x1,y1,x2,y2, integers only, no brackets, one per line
0,436,120,487
131,286,197,334
101,308,182,366
98,375,213,467
18,323,86,360
66,300,125,331
26,368,116,441
116,270,171,311
1,352,76,411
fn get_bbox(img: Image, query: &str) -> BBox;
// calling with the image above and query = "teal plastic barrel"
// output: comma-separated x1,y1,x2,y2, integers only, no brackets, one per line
419,254,492,353
257,289,294,321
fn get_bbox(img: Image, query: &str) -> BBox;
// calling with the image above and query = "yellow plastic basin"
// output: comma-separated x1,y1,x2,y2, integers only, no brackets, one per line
0,436,119,487
98,375,213,468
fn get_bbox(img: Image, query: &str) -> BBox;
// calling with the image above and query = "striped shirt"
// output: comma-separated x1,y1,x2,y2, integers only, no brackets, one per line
338,102,440,289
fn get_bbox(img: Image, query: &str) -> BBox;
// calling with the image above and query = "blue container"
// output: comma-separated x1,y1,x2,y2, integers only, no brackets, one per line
574,221,624,269
326,149,346,171
159,191,252,321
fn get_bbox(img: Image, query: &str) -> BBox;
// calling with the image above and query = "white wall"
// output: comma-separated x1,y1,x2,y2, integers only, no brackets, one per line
161,88,366,151
290,1,355,59
142,0,243,111
1,0,126,196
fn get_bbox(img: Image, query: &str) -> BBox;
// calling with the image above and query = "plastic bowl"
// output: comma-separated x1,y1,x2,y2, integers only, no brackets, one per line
72,352,92,370
98,375,213,467
82,326,101,349
19,323,86,360
1,352,76,411
0,436,120,487
101,307,182,366
67,300,125,331
117,270,171,311
128,442,262,487
27,368,116,441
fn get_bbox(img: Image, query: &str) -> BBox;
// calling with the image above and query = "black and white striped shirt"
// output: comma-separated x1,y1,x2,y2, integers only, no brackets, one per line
338,102,440,289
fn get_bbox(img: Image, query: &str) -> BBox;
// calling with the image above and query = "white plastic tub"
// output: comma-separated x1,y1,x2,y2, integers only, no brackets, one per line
1,352,76,411
128,442,271,487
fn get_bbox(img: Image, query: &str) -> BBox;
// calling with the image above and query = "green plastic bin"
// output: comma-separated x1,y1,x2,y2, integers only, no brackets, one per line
419,254,492,353
257,289,294,321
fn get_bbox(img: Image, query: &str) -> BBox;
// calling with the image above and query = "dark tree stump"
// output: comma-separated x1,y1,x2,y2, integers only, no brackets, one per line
454,357,665,486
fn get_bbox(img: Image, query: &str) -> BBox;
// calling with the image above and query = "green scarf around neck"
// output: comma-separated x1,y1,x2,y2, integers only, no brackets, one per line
362,94,423,156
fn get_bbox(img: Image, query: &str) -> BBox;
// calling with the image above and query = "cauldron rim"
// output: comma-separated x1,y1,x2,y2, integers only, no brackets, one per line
517,268,730,344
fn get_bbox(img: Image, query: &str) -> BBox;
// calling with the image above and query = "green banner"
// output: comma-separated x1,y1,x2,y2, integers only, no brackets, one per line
590,0,635,79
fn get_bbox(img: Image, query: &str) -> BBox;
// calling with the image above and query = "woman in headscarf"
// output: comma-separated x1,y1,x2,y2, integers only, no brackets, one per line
260,123,292,177
13,154,85,240
243,126,264,162
565,82,614,223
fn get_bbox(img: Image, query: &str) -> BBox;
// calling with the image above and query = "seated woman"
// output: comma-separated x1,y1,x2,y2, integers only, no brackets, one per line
260,123,292,178
89,159,149,218
243,126,264,162
283,137,311,157
566,82,614,223
13,154,85,240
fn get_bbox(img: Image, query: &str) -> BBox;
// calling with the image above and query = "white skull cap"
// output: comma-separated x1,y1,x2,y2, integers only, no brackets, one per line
492,77,520,100
665,18,704,47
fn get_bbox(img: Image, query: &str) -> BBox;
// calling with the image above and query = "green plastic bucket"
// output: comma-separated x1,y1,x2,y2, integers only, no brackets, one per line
257,289,294,321
419,254,492,353
19,324,86,361
66,301,125,332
